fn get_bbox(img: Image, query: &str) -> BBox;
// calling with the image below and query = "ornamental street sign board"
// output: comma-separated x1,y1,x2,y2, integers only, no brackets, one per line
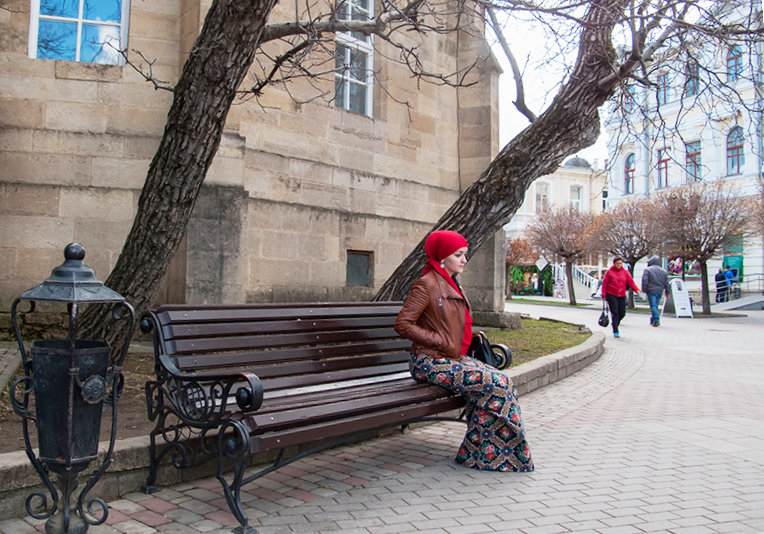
663,278,693,318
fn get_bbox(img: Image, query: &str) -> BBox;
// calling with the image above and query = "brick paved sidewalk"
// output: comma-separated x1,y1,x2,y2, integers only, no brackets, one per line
3,307,763,533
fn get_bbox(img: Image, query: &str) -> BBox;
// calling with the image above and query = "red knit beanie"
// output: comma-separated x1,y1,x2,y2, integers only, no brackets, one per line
424,230,468,262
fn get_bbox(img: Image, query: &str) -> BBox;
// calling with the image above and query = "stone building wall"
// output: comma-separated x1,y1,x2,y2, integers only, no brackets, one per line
0,0,503,310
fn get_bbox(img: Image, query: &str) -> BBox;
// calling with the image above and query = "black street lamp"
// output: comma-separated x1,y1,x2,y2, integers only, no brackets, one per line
10,243,135,533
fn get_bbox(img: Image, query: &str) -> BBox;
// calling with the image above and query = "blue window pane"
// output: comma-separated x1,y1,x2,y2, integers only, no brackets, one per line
81,24,121,64
40,0,79,18
84,0,121,23
37,19,77,60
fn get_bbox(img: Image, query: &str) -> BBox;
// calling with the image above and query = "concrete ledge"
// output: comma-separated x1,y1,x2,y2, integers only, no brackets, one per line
0,332,605,520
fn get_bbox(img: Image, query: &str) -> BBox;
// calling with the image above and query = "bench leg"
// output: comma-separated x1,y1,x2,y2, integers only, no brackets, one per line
216,420,254,534
141,428,162,493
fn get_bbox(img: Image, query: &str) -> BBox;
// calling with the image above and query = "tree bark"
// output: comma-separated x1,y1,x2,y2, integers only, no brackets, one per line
79,0,279,352
374,0,627,301
700,260,711,315
625,255,644,309
565,260,577,306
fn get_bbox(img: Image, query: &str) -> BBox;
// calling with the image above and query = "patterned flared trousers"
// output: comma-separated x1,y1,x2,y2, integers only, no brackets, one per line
410,353,534,472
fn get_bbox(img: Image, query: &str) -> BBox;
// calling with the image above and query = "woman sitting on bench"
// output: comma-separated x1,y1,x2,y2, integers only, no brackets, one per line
394,230,534,472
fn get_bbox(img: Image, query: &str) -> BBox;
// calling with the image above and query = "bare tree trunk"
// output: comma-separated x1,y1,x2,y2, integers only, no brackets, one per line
79,0,279,353
624,255,645,309
700,260,711,315
374,0,626,301
565,260,577,306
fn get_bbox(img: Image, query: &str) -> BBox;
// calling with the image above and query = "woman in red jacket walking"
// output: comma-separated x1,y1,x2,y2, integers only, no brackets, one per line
601,257,640,338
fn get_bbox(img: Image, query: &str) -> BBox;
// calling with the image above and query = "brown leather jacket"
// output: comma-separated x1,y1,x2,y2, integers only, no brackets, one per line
394,271,470,360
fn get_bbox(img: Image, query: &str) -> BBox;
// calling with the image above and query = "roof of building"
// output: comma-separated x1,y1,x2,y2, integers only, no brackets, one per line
563,155,592,169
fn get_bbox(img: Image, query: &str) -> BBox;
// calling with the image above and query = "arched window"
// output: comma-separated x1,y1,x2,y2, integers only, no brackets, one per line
726,127,745,175
727,45,743,81
624,153,635,194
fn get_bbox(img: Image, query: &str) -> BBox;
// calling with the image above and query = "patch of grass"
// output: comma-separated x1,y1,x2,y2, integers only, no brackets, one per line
483,318,591,367
507,297,591,307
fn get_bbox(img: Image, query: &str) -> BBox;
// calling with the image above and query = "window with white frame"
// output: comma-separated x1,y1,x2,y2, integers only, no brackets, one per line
335,0,373,117
569,186,582,211
29,0,129,65
624,153,635,194
535,182,549,213
656,149,669,189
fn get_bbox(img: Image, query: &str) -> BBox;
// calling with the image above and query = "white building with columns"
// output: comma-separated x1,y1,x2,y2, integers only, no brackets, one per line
603,0,763,286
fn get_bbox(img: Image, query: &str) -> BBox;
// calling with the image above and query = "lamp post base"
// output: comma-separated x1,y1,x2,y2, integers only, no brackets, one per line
45,511,88,534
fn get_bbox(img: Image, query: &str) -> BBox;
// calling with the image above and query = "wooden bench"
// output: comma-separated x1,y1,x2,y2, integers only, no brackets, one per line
139,301,483,533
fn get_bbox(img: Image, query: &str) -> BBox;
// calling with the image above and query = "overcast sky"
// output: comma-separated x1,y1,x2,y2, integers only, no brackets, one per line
488,16,610,168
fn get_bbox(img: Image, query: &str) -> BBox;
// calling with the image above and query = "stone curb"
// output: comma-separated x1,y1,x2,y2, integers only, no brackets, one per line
0,332,605,520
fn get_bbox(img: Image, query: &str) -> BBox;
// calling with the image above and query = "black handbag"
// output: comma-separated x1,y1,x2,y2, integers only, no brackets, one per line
467,331,512,370
598,301,610,327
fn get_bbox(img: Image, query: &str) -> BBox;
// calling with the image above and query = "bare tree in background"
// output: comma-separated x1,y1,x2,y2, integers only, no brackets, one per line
654,181,755,314
77,0,764,351
506,238,539,268
505,238,539,298
589,199,664,307
528,207,595,306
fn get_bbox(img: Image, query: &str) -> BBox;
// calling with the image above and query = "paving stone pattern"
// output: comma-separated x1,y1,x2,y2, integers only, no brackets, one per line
2,305,762,533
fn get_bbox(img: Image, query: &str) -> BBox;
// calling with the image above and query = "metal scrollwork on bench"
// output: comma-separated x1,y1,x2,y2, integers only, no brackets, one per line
140,314,263,493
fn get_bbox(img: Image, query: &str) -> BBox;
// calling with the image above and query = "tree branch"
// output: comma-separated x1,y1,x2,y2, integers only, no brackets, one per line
486,6,537,123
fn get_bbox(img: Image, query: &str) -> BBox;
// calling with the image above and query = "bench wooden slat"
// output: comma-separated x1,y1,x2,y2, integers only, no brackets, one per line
170,326,400,354
256,376,423,413
162,315,398,339
175,348,409,377
258,361,410,391
249,396,465,453
171,340,411,370
155,303,402,325
246,383,455,434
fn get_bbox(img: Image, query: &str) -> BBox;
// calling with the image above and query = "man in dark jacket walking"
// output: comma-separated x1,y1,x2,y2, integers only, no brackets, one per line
642,256,671,327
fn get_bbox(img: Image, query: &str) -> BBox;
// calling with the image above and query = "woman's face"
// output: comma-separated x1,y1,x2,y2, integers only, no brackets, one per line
614,260,624,269
442,247,468,276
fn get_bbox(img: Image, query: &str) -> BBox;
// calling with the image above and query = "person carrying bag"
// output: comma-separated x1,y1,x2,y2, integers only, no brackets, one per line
598,300,609,327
